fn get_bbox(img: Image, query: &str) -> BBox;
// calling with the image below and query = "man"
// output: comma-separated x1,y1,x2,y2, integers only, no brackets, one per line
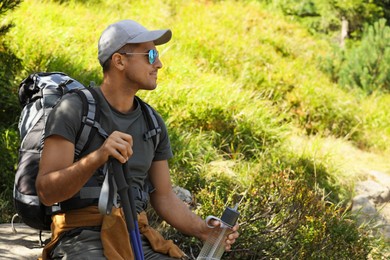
36,19,239,259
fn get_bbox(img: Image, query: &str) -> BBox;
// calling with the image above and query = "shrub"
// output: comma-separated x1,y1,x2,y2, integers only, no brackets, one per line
339,19,390,94
0,129,19,223
0,0,22,224
232,170,370,259
0,0,22,127
151,165,376,259
276,0,385,38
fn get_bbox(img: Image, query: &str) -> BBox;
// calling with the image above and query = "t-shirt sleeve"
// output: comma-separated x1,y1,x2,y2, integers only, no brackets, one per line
152,111,173,161
44,93,83,144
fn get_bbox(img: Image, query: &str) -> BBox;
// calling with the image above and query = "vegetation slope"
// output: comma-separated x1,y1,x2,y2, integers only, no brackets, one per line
1,0,389,258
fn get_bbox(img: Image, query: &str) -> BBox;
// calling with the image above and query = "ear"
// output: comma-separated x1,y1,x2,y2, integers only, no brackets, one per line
111,53,125,70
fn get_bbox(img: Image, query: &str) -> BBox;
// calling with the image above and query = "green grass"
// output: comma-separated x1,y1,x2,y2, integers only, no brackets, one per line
3,0,390,258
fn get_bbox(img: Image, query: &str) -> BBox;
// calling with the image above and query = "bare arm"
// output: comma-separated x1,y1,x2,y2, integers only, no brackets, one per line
36,131,133,206
149,160,239,248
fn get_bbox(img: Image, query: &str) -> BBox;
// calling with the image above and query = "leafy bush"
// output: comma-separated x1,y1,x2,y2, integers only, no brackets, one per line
152,164,379,259
339,19,390,94
275,0,385,38
320,19,390,95
0,0,22,127
317,20,390,150
231,169,371,259
0,128,19,223
0,0,22,224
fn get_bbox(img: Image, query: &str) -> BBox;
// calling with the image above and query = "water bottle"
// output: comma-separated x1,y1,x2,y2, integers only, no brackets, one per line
197,204,240,260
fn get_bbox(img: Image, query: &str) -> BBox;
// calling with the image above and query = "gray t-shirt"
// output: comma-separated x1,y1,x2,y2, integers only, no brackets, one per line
45,87,173,212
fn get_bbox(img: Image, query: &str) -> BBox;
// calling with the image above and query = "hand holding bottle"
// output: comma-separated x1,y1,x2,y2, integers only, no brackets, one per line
197,204,240,260
206,217,239,252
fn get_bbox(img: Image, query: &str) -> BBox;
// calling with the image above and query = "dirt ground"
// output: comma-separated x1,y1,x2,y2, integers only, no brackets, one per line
0,223,49,260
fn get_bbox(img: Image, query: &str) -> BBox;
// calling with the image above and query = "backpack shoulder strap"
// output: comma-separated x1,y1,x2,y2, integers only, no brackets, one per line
73,87,108,157
135,96,161,150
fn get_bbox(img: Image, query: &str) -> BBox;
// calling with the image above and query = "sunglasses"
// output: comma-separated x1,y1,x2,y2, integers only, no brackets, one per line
119,49,159,64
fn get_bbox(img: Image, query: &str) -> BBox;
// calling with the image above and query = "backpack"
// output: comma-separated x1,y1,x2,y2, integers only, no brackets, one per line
13,72,161,231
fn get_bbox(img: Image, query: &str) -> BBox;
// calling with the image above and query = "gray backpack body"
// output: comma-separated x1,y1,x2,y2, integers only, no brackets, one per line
14,72,101,230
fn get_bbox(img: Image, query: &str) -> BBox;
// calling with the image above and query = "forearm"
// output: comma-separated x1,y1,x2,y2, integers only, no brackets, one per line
36,148,105,206
150,191,209,241
148,160,240,249
37,132,133,206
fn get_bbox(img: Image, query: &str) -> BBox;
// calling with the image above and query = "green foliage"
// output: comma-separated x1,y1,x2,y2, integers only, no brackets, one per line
286,81,364,143
332,0,383,37
1,0,389,257
170,99,285,159
279,0,319,17
274,0,386,38
374,0,390,24
317,19,390,149
360,93,390,152
0,0,22,127
155,167,377,259
0,0,22,16
157,143,379,258
0,0,22,224
339,19,390,94
233,170,371,259
0,128,19,223
0,50,21,126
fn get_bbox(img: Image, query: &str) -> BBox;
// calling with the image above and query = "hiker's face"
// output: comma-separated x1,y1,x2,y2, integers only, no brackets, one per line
121,42,163,91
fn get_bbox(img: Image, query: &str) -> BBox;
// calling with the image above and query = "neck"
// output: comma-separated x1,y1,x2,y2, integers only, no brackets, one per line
100,77,137,114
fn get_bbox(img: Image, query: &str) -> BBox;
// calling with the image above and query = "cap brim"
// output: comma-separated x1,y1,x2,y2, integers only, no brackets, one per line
127,29,172,45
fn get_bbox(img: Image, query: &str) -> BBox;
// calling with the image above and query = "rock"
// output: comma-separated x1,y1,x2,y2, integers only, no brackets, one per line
0,223,50,260
173,186,194,205
368,170,390,187
377,189,390,203
352,195,378,218
355,180,387,198
353,171,390,242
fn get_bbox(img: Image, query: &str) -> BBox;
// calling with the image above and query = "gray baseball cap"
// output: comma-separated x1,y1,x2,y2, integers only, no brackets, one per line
98,20,172,66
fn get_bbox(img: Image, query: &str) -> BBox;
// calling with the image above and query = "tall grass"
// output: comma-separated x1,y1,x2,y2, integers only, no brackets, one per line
361,93,390,153
3,0,390,258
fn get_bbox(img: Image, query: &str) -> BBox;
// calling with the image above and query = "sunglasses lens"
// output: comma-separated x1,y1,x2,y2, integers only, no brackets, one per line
148,50,158,64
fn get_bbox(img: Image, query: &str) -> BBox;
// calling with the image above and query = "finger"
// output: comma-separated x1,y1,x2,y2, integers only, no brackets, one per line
225,244,232,251
108,132,133,162
111,145,129,164
116,142,133,161
210,219,221,228
227,232,238,242
101,142,127,164
225,236,236,250
227,237,236,244
229,231,239,239
117,131,133,146
232,223,239,231
118,135,133,161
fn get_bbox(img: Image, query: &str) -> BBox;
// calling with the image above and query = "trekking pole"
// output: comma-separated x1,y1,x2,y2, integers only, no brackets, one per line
123,162,145,260
111,159,144,260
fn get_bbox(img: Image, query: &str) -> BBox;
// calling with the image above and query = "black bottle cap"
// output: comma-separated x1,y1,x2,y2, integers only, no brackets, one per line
220,205,240,228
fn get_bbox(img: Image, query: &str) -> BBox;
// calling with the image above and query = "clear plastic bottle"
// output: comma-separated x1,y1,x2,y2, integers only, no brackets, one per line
197,204,240,260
